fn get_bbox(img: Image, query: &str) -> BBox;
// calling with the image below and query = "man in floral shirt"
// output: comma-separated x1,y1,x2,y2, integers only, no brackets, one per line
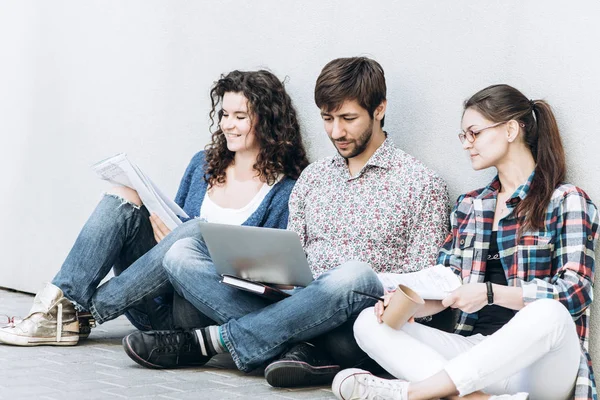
266,57,451,386
122,57,450,388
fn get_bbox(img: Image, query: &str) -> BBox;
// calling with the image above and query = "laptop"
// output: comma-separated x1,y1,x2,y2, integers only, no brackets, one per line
198,222,314,287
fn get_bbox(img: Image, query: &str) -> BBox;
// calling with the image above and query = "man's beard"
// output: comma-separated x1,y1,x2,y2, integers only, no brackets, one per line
332,120,374,159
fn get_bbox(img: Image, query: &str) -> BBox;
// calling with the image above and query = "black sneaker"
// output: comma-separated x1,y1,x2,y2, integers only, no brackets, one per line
122,330,211,369
264,342,341,387
77,311,96,339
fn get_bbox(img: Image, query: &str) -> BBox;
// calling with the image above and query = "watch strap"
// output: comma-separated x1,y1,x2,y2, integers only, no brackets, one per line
486,281,494,305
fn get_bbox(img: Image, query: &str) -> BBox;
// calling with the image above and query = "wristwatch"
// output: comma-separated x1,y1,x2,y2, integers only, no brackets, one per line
486,281,494,305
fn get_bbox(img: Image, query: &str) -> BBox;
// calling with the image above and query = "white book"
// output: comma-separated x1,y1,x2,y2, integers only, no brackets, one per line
378,264,462,300
92,153,189,230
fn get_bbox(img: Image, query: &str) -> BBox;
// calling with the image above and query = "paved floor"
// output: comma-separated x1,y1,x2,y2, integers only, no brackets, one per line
0,289,333,400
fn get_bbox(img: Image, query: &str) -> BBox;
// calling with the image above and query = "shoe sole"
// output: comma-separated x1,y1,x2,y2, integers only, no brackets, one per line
0,331,78,346
265,360,341,388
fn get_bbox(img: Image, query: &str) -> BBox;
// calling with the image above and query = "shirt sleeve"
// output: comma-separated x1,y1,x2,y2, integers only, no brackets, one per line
436,194,467,277
403,175,451,271
520,190,599,319
286,170,310,247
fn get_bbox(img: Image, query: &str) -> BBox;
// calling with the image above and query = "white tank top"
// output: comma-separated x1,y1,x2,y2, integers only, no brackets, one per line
199,182,275,225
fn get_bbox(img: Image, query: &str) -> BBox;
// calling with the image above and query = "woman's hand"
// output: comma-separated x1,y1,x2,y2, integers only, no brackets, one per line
373,289,415,324
374,290,393,323
442,283,488,314
150,213,171,243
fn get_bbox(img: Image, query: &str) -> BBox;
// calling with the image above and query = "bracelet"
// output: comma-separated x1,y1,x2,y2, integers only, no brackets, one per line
486,281,494,305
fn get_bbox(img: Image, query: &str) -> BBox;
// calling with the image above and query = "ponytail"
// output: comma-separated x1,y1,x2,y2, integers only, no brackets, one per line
515,100,566,232
464,85,567,232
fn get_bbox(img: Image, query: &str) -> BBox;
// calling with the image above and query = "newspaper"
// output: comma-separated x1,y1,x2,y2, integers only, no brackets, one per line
377,264,462,300
92,153,189,230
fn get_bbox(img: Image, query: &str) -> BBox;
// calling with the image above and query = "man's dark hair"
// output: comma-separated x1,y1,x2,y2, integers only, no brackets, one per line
314,57,387,127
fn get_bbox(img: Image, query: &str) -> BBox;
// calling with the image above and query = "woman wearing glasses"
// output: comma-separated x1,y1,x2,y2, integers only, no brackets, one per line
332,84,599,400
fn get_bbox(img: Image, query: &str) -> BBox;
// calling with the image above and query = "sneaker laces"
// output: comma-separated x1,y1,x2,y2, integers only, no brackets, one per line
154,331,196,353
56,303,63,342
0,315,22,328
356,374,408,400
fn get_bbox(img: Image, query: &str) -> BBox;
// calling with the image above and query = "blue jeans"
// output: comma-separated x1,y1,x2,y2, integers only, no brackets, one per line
52,194,203,329
163,236,384,372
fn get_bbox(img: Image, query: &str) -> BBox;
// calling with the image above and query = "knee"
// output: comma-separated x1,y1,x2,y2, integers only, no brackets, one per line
519,299,573,332
105,186,142,207
323,261,381,291
163,237,195,276
353,307,379,344
163,236,212,279
169,219,204,241
353,307,394,356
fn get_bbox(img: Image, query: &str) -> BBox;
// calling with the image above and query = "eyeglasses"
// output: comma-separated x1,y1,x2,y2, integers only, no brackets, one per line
458,121,508,144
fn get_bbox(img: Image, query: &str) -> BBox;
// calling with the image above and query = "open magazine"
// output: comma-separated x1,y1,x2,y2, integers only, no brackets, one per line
377,264,462,300
92,153,189,230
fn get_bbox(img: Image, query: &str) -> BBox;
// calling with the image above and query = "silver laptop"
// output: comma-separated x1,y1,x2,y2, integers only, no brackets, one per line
198,222,314,287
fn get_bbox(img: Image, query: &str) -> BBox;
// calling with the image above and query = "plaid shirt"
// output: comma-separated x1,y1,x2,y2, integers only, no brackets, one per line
438,173,599,400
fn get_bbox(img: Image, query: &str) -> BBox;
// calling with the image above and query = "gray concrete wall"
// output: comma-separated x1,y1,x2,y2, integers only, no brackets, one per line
1,0,599,360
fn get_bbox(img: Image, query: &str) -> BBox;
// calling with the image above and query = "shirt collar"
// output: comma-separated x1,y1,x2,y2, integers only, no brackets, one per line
478,170,536,205
331,135,394,172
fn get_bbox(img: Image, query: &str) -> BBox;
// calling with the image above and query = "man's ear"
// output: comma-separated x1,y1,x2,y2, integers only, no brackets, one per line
374,100,387,122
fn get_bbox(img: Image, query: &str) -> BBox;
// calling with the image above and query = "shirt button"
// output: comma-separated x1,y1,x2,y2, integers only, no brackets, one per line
460,239,465,245
588,235,594,241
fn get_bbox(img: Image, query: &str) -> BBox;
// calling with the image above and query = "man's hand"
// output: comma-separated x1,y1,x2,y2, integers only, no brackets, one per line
150,213,171,243
373,289,415,324
442,283,488,314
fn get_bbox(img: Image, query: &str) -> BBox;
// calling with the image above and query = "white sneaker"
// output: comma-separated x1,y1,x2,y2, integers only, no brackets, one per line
332,368,408,400
489,394,529,400
0,283,79,346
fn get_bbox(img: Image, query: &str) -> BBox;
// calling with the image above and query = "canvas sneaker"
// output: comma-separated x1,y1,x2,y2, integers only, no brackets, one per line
332,368,409,400
0,283,79,346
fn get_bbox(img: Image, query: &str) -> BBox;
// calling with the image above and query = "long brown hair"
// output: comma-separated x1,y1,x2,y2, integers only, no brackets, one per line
205,70,309,187
464,84,566,232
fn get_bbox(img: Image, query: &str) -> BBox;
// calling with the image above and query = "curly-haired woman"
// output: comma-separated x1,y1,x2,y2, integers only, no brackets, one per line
0,70,309,347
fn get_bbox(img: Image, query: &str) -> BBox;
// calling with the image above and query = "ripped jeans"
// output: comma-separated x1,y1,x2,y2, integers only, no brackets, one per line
52,194,205,330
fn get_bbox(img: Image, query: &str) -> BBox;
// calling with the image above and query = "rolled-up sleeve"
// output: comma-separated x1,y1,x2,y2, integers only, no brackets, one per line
520,190,599,319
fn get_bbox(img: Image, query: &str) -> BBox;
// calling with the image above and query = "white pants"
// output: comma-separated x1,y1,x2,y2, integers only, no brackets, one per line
354,299,580,400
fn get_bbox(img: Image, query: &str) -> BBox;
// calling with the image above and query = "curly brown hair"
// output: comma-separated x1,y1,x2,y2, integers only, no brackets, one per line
204,70,309,187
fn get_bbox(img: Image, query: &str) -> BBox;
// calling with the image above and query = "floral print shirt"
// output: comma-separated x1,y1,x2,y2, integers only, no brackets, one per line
287,137,450,278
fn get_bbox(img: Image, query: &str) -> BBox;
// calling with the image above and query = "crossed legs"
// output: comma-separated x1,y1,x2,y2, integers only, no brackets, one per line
351,299,580,400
